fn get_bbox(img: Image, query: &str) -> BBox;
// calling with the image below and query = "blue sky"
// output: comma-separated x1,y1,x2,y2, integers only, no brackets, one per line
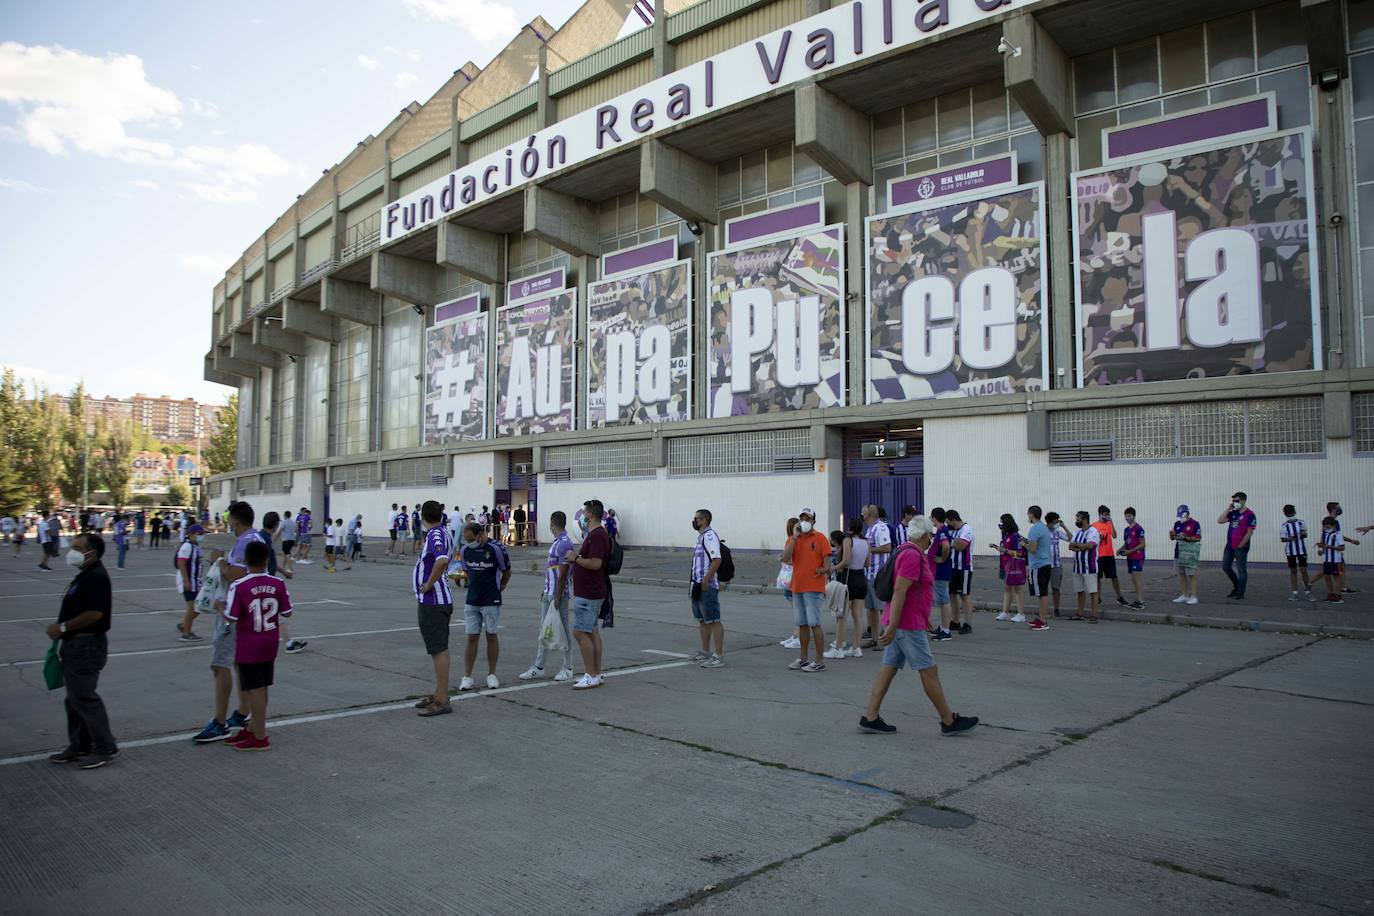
0,0,592,404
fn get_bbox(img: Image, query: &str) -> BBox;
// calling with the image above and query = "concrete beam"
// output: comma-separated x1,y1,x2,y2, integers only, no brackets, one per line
1302,0,1345,82
652,0,674,78
640,140,718,227
253,318,306,356
1324,390,1351,438
322,276,382,326
370,251,440,307
794,81,872,187
523,185,601,258
437,220,504,284
1003,13,1073,136
282,297,337,342
203,354,241,388
214,345,259,379
230,331,278,369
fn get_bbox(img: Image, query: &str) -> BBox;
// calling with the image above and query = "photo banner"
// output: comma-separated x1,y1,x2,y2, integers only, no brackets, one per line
424,311,488,443
1073,129,1321,386
586,260,691,428
866,183,1047,402
495,291,576,437
707,226,845,417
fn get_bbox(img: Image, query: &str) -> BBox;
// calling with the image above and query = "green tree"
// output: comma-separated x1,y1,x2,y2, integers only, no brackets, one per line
23,387,66,511
205,393,238,475
101,421,135,508
0,445,27,516
166,478,192,507
59,382,90,504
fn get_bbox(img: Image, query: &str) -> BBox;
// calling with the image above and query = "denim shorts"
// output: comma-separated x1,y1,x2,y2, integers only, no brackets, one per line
691,587,721,623
464,604,501,635
792,591,823,627
932,579,950,607
881,629,936,671
210,618,235,668
863,578,883,611
572,596,601,633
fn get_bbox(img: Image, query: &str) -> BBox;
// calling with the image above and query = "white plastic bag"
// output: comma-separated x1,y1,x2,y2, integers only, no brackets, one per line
775,563,793,591
539,603,569,653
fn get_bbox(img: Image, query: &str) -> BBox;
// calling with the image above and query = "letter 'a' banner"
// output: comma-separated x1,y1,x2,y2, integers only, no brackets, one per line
866,184,1047,402
424,311,488,443
707,227,845,417
495,292,576,436
1073,129,1321,386
587,261,691,427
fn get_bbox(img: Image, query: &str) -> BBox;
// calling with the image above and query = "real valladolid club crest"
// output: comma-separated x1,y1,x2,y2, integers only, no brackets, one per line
917,177,936,200
520,281,531,298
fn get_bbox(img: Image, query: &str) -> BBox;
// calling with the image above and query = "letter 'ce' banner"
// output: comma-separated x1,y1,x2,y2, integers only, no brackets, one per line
495,292,576,437
1073,130,1321,386
867,185,1047,402
424,312,488,443
707,228,845,417
587,261,691,427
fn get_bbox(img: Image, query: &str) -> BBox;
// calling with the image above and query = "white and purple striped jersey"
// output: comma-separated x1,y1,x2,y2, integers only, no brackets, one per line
1321,529,1344,564
1071,526,1100,574
1050,526,1066,568
176,540,203,592
296,512,310,538
864,522,891,579
414,525,453,605
692,527,722,590
950,523,974,571
1279,518,1307,557
545,531,572,597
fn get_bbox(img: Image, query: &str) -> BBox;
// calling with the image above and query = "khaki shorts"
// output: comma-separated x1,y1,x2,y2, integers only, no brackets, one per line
1068,571,1098,595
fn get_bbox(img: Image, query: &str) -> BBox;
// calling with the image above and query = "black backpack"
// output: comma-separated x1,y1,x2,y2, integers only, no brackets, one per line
871,543,916,603
605,536,624,576
717,541,735,583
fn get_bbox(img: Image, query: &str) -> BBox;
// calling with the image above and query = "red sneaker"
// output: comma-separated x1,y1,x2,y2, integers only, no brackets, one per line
1028,619,1048,631
231,734,270,752
225,730,255,748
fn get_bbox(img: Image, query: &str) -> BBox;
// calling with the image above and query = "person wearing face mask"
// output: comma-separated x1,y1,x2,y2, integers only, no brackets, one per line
688,509,725,668
1067,511,1102,622
1091,506,1127,609
1024,506,1053,631
176,523,207,642
1217,492,1257,600
45,533,120,769
1169,505,1201,605
782,508,832,672
1325,502,1361,595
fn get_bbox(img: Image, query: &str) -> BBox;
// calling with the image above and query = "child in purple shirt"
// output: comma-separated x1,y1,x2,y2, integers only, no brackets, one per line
1116,507,1147,609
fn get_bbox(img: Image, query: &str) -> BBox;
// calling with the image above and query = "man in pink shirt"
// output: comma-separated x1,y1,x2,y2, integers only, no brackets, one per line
859,515,978,737
221,540,292,751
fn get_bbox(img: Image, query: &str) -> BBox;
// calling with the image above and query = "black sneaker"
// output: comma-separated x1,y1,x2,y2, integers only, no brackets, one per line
932,628,953,641
1230,593,1244,601
1129,600,1145,610
79,750,118,769
1052,608,1061,618
1225,590,1239,599
859,716,896,734
941,714,979,736
48,748,87,764
1341,587,1358,594
958,623,972,635
1116,596,1129,607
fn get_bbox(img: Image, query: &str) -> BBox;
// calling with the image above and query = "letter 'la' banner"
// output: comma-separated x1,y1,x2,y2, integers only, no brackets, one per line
587,261,691,427
424,312,488,443
866,184,1047,402
495,292,576,437
707,227,845,417
1073,130,1321,386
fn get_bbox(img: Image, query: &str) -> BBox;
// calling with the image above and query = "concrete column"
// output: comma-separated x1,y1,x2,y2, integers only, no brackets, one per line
230,331,279,369
369,322,383,452
322,276,382,325
371,251,441,307
1003,12,1073,136
283,297,338,342
574,253,591,428
694,228,715,419
640,140,717,226
437,221,504,283
1044,133,1075,388
536,45,555,128
844,181,866,405
253,317,307,356
524,185,601,257
795,81,873,187
652,0,674,78
1310,77,1356,368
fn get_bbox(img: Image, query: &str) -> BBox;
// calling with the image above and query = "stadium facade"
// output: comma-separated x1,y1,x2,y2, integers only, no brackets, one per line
207,0,1374,560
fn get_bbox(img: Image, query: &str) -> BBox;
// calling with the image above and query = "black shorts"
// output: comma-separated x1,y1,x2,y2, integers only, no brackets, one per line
325,545,335,555
1097,557,1118,579
950,569,972,595
845,569,867,601
44,542,59,557
281,540,295,554
418,603,452,656
1286,554,1307,568
1029,566,1052,598
237,660,275,691
389,530,398,541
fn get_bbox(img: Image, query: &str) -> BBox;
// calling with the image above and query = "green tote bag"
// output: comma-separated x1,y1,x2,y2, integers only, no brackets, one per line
43,639,64,691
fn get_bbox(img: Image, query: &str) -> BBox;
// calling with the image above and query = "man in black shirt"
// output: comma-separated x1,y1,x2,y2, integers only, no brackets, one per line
46,533,119,769
457,521,510,691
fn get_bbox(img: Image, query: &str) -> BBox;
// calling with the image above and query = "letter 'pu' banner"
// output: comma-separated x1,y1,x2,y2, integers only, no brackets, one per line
707,227,844,417
587,261,691,428
424,311,488,443
866,184,1047,402
1073,130,1321,386
495,291,576,436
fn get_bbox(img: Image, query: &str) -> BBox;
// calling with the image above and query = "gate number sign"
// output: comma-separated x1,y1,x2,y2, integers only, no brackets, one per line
861,440,907,460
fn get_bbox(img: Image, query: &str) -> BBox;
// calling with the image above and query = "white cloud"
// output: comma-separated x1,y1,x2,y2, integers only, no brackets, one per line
356,54,381,71
131,178,159,190
394,71,418,90
189,97,219,118
0,177,51,192
400,0,521,44
384,45,422,61
180,252,234,275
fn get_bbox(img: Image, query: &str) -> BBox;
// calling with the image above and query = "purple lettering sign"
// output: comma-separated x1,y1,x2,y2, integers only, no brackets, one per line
1104,96,1275,162
505,267,567,304
434,293,481,325
601,237,678,278
889,154,1017,208
724,199,824,247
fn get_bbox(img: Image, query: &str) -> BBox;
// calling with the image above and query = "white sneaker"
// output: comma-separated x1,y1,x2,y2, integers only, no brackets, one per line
847,646,863,658
458,676,474,691
486,675,499,689
518,667,542,681
1288,592,1298,601
1172,595,1189,604
1010,614,1027,623
297,559,312,565
1185,596,1198,605
1304,591,1315,602
995,612,1011,621
781,636,801,649
822,648,845,659
572,674,603,690
554,668,574,682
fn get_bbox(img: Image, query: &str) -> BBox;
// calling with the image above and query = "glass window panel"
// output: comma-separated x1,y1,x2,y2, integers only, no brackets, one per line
1010,131,1044,182
717,158,740,206
822,180,846,224
1162,89,1209,114
1116,38,1160,103
1160,27,1206,92
741,150,767,200
718,205,741,225
1255,0,1305,69
974,138,1009,160
903,156,937,176
1009,94,1031,131
766,143,793,192
1209,78,1258,103
767,191,794,208
938,146,973,166
1117,99,1162,126
597,201,617,240
638,195,658,229
1356,119,1374,180
937,89,972,147
874,163,904,211
1207,12,1256,82
1259,68,1311,129
971,82,1007,139
793,149,823,185
903,98,937,155
1353,0,1374,51
740,197,768,215
1355,54,1374,120
536,238,553,261
616,196,637,235
873,108,904,164
1074,48,1116,112
1074,111,1117,170
1360,184,1374,247
1363,251,1374,317
794,183,823,201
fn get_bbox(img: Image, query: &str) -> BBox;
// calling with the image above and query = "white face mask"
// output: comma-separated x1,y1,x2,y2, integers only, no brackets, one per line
65,549,86,568
798,520,814,534
1231,501,1242,510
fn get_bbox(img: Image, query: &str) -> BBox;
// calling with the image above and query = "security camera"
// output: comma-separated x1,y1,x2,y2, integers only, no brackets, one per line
685,220,703,236
997,37,1021,58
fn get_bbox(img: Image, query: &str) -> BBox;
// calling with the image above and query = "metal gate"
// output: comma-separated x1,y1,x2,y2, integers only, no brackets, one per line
841,424,923,527
507,449,537,545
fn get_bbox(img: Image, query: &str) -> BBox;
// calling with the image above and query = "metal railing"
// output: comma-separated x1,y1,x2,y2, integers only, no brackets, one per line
270,279,296,302
337,212,381,264
298,258,335,286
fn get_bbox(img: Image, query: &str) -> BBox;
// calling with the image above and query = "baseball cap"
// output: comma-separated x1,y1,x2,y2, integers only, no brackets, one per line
1176,505,1189,518
798,507,816,519
187,523,205,534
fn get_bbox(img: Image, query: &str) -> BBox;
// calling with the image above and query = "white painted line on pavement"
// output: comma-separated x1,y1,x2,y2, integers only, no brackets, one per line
0,659,692,766
0,599,348,626
0,587,184,599
642,649,692,658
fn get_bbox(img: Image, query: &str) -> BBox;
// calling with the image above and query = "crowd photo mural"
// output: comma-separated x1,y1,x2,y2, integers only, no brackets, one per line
866,182,1047,402
424,310,488,443
1074,129,1320,386
495,290,577,436
586,260,692,427
708,227,845,417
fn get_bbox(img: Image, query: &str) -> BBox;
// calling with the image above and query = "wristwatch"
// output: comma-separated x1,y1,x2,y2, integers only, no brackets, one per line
58,623,67,635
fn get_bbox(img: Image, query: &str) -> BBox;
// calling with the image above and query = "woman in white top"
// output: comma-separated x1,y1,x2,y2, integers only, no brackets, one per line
324,519,338,571
825,517,870,658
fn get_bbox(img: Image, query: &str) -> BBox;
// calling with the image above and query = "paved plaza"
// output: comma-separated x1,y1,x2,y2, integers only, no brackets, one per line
1,539,1371,915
